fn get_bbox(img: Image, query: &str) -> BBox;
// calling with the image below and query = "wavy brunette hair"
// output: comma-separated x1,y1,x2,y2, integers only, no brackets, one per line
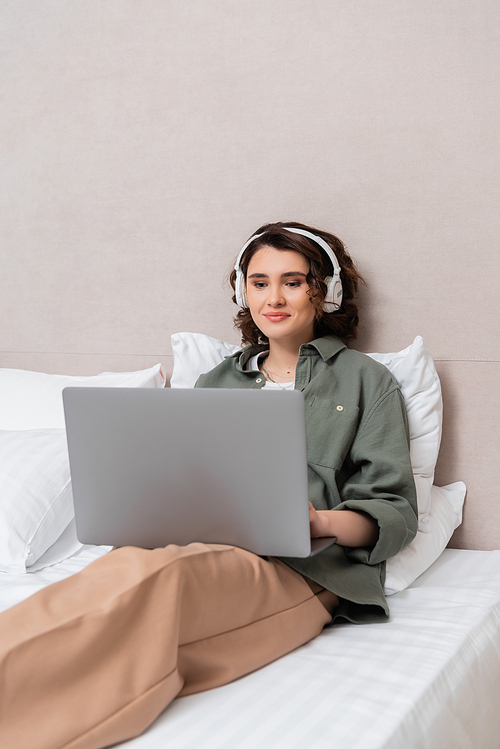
229,221,364,347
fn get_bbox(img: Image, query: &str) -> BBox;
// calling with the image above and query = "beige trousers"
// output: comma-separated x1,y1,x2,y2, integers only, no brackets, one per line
0,543,337,749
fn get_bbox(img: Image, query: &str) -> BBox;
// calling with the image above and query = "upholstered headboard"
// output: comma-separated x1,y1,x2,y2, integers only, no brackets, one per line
1,2,498,550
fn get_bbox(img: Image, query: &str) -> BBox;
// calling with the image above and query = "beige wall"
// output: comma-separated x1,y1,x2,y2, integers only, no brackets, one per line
1,1,499,547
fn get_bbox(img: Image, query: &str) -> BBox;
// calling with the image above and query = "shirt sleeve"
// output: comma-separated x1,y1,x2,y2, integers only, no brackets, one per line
336,386,418,565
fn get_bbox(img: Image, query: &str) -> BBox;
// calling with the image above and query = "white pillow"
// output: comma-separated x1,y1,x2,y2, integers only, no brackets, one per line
368,336,443,531
26,518,84,572
384,482,466,595
171,333,240,388
0,429,74,573
0,364,166,430
170,333,460,593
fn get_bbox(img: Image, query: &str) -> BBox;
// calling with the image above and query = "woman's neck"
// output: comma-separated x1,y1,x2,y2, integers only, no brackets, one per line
263,339,308,378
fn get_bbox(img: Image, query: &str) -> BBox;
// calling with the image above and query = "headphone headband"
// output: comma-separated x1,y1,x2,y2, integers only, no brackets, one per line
233,226,343,312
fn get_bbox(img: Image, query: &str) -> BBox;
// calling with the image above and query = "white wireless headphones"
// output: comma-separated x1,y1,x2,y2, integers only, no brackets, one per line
233,226,343,312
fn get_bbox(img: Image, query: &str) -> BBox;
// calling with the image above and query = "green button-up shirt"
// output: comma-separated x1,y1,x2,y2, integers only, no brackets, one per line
196,335,418,623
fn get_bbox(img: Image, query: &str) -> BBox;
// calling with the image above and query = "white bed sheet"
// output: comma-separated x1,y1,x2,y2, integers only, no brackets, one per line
1,547,500,749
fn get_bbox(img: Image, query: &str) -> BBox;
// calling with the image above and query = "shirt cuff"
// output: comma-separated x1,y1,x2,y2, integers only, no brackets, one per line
335,498,416,565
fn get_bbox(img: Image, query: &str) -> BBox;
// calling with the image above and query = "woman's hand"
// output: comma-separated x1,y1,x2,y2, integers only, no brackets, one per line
309,502,332,538
309,502,379,548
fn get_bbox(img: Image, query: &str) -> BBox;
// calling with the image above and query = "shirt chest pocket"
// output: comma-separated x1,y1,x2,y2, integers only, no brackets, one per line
305,396,359,471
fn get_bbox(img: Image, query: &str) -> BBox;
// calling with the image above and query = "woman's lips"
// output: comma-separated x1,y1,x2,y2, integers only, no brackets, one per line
263,313,291,322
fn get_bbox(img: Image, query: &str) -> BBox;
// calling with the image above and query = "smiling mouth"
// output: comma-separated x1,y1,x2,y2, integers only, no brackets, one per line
264,313,291,321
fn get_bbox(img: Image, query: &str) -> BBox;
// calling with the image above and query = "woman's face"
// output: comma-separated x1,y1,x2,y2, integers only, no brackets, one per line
246,246,316,346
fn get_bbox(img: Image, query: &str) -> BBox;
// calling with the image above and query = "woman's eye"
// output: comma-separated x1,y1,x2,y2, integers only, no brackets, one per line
286,281,302,288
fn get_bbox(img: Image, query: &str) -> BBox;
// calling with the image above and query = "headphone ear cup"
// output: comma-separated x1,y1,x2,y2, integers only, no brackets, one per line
323,275,343,312
235,269,248,307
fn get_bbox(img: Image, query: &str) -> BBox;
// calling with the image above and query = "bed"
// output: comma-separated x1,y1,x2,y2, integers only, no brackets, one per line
0,333,498,749
1,1,499,747
2,547,500,749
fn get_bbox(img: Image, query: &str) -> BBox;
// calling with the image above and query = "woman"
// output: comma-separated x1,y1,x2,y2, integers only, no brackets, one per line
0,222,417,749
198,221,418,622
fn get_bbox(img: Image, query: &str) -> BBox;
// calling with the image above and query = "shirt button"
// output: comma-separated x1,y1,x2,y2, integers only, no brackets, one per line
336,405,344,411
256,378,263,383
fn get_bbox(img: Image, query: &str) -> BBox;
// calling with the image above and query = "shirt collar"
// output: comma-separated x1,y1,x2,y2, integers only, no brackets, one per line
300,335,346,361
228,335,346,372
226,344,267,373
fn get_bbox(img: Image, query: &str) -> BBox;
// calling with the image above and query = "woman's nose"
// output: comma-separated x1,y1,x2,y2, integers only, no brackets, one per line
267,284,285,306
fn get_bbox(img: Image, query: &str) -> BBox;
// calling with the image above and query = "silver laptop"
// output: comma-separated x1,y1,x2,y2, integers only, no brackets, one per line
62,387,336,558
